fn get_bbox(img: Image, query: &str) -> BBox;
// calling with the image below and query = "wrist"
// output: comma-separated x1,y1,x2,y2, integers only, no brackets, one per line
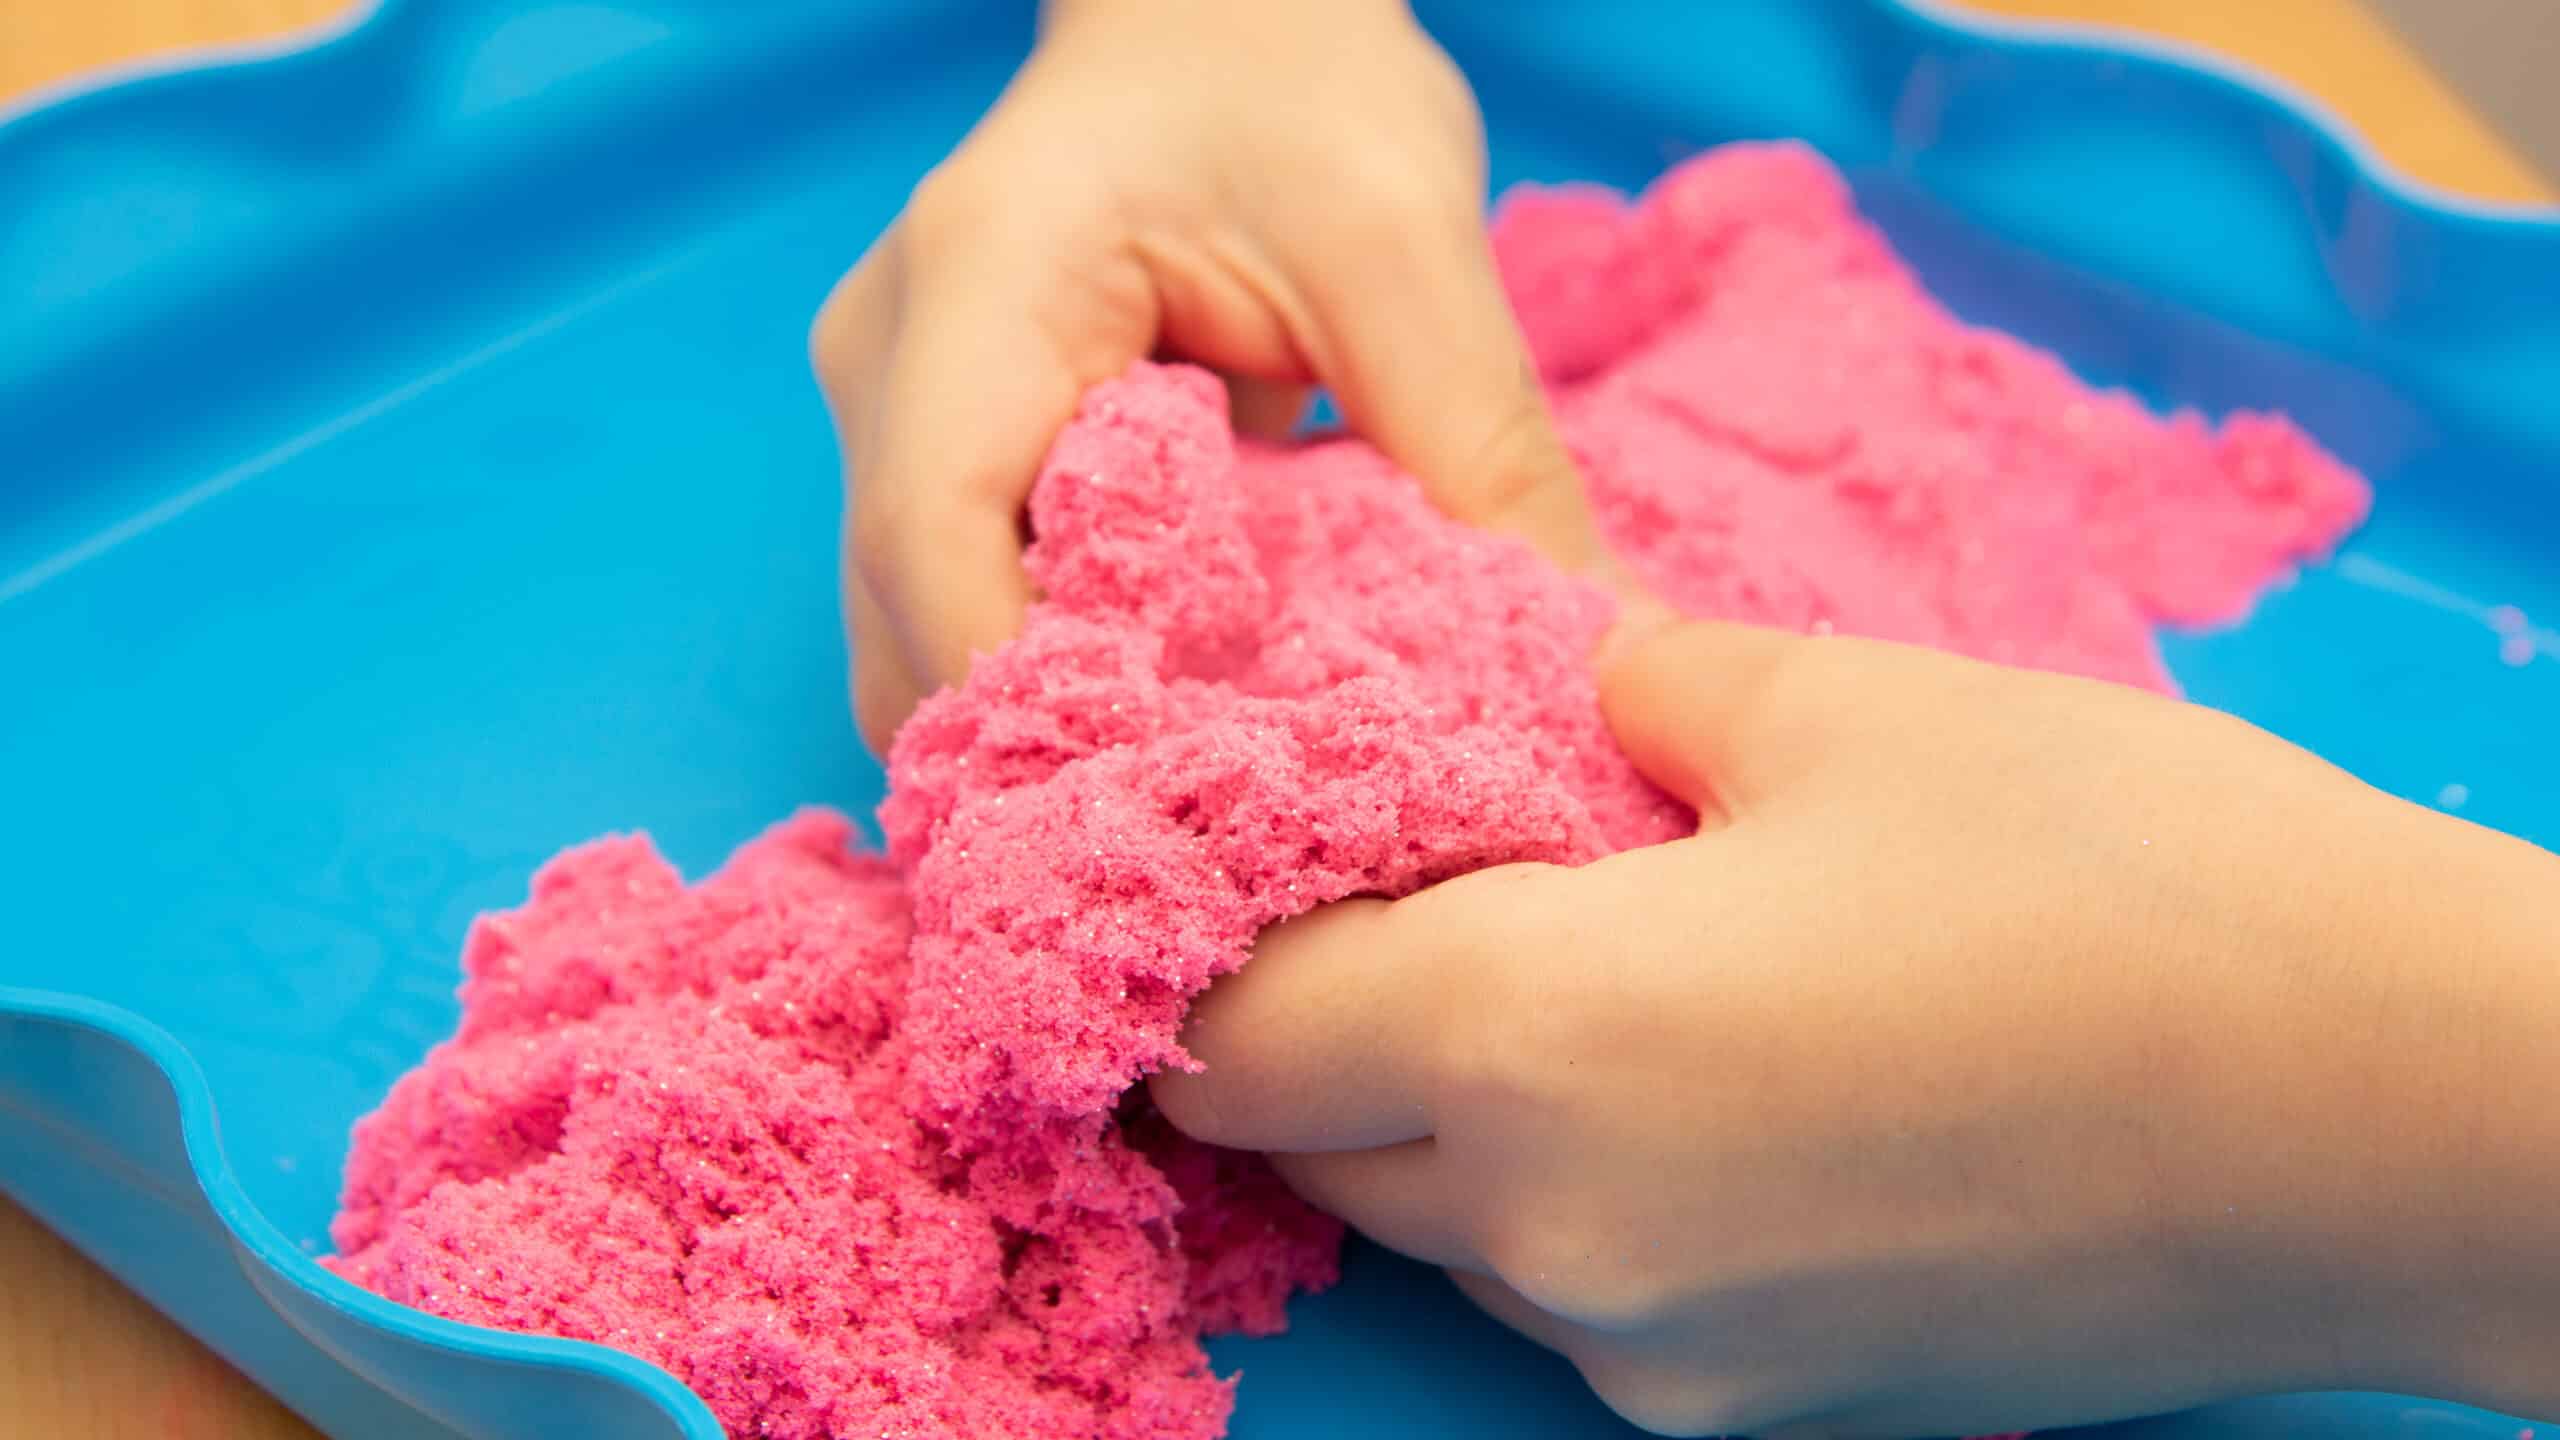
2380,819,2560,1414
2219,799,2560,1412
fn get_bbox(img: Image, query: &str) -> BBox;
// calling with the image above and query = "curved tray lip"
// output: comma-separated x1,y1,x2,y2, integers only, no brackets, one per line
0,0,386,132
2,0,2551,227
0,984,729,1439
4,0,2554,231
0,1,2550,1436
1893,0,2557,226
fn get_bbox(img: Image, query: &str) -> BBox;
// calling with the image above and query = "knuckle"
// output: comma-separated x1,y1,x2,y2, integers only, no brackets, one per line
1449,400,1576,523
809,238,901,401
853,677,905,758
806,306,842,390
1324,154,1467,256
847,619,914,756
901,158,993,251
846,493,908,590
1417,47,1480,132
1397,865,1560,1080
1664,625,1824,741
1580,1364,1766,1439
1438,890,1601,1075
1481,1213,1672,1333
1480,1219,1579,1307
808,278,865,392
1733,631,1820,716
1391,25,1482,142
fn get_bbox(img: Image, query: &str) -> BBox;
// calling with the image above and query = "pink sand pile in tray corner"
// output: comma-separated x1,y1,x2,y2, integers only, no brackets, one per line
325,142,2367,1440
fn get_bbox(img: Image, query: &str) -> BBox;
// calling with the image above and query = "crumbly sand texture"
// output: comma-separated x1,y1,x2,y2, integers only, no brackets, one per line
327,143,2366,1440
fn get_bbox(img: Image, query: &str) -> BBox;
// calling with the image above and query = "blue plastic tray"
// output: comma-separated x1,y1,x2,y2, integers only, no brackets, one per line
3,2,2554,1436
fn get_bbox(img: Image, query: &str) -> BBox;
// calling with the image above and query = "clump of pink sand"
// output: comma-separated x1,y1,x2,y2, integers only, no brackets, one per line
325,143,2367,1440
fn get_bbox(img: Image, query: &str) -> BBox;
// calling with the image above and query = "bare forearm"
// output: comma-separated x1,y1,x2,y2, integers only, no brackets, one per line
2402,817,2560,1415
2291,799,2560,1414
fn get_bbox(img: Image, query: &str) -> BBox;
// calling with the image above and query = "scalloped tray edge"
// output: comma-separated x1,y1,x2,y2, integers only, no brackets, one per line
0,2,2551,1435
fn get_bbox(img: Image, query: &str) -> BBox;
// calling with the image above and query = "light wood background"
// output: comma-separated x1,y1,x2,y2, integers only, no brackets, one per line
0,3,2546,1438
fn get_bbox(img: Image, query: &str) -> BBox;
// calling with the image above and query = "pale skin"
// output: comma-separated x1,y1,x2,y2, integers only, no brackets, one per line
809,1,2560,1436
811,0,1603,753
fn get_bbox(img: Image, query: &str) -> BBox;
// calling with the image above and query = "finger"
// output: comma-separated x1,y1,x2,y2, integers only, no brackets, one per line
1132,231,1313,438
1149,897,1450,1153
1271,1142,1478,1269
1297,203,1606,575
1458,1267,1772,1439
854,287,1056,691
843,567,923,757
849,169,1158,692
1141,228,1318,388
815,242,928,751
809,231,903,442
1223,374,1313,440
1447,1266,1591,1361
1598,617,1819,823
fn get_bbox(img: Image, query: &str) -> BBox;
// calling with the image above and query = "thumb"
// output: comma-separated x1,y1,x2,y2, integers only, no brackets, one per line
1598,618,1817,824
1302,209,1605,576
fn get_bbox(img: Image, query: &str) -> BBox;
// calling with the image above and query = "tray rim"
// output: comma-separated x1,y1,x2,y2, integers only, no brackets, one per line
2,1,2553,1436
6,0,2553,223
0,983,729,1435
1890,0,2556,223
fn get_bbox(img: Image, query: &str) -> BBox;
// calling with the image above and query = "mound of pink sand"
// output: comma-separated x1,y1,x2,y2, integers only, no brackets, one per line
325,143,2367,1440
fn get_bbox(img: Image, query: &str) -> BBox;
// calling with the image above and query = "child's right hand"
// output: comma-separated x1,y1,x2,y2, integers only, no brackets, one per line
810,0,1600,752
1156,618,2560,1437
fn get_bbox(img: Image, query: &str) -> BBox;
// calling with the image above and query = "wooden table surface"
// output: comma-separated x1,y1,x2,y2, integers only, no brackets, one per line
0,3,2548,1438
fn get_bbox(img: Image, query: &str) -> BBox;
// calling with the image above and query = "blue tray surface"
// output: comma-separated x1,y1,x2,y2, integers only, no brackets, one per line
1,2,2552,1436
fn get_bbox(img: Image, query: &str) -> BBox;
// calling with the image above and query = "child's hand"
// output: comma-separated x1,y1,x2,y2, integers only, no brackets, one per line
811,0,1597,751
1154,620,2560,1437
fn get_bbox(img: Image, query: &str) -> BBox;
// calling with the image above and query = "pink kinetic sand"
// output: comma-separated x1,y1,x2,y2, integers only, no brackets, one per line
326,144,2368,1439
